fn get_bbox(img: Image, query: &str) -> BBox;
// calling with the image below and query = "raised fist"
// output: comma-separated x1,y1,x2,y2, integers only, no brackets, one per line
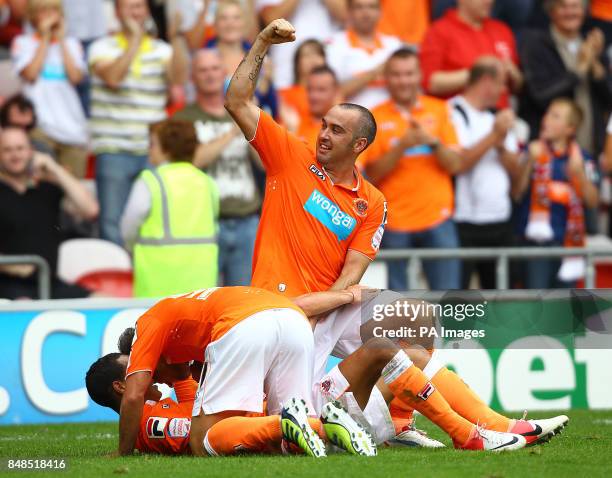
259,19,296,45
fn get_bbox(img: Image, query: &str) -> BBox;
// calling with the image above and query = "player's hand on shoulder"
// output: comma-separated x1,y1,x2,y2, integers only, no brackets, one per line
346,284,378,304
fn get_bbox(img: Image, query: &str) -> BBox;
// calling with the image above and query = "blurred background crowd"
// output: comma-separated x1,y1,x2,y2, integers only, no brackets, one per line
2,0,612,299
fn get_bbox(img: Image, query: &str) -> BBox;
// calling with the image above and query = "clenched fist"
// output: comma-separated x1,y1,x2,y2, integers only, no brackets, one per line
259,19,296,45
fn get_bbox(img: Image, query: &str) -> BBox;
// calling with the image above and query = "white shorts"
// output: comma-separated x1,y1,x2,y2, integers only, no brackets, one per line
312,301,363,384
192,308,314,417
312,365,395,444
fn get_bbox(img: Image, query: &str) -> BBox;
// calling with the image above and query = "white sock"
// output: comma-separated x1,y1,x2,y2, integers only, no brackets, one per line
382,350,413,384
422,358,444,380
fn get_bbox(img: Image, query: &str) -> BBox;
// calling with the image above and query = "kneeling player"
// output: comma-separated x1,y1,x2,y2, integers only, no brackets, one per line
86,352,375,457
111,286,377,457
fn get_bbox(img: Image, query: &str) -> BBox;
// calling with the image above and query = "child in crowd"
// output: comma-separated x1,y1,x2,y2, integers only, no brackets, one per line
11,0,88,177
515,98,600,288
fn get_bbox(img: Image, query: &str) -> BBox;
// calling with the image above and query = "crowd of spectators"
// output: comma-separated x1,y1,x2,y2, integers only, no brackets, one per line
1,0,612,299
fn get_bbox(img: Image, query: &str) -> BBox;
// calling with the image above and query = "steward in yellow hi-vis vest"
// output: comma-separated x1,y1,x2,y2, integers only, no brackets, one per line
132,120,219,297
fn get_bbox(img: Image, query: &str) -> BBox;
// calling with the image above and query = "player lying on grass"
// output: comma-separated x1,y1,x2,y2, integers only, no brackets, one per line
112,286,377,457
86,352,374,457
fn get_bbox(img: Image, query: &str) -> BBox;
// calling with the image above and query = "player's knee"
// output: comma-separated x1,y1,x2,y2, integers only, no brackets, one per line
402,344,431,370
361,337,399,366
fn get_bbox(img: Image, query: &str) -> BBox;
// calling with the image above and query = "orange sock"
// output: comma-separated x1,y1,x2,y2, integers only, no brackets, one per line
430,367,511,432
383,351,474,445
204,416,326,456
389,399,414,434
204,416,283,455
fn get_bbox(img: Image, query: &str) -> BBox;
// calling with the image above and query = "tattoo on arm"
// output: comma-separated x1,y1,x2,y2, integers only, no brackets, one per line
248,54,265,83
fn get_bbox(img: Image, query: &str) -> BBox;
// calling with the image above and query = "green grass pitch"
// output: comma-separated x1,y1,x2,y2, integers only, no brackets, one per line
1,409,611,478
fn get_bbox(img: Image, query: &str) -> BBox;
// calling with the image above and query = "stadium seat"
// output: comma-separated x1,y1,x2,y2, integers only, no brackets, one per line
57,238,132,284
76,270,133,298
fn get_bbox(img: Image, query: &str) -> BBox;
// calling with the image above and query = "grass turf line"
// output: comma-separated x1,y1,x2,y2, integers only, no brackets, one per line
0,409,610,478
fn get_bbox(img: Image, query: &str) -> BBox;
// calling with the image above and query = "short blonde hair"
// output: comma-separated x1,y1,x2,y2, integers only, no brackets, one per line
550,97,584,129
27,0,62,21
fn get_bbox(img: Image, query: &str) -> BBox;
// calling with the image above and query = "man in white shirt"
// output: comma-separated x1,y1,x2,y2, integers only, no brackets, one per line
326,0,402,109
449,57,520,289
257,0,346,88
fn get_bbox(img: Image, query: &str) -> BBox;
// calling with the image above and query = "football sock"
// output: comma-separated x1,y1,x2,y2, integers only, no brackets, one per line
424,361,511,432
389,399,414,434
383,351,474,445
204,416,325,456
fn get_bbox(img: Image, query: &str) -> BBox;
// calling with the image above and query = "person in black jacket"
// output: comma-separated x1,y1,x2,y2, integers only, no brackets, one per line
519,0,612,157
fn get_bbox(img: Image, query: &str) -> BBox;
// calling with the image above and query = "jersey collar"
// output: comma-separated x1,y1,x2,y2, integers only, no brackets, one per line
322,165,361,192
346,29,383,55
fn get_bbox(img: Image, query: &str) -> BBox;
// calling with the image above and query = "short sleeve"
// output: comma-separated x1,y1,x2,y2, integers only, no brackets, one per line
348,196,387,260
126,312,167,378
11,35,36,74
249,109,297,176
439,104,459,148
449,103,470,147
419,24,446,91
156,40,172,66
65,37,86,72
88,38,119,68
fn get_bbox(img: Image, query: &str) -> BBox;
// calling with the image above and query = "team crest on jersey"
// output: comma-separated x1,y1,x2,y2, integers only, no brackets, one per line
309,164,326,181
321,379,332,393
167,418,191,438
162,404,170,409
353,198,368,217
146,417,168,438
304,189,356,241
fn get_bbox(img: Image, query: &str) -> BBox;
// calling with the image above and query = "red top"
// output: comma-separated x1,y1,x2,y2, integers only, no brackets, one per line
419,9,518,108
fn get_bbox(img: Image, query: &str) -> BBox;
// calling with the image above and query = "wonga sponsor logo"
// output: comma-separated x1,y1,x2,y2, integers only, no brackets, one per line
304,189,356,241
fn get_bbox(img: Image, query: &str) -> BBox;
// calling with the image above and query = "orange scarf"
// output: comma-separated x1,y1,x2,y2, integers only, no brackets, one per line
526,144,585,247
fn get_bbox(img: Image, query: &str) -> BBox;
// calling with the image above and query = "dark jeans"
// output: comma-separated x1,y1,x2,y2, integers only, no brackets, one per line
457,221,513,289
96,152,148,245
76,38,95,117
218,214,259,286
382,219,461,290
523,239,576,289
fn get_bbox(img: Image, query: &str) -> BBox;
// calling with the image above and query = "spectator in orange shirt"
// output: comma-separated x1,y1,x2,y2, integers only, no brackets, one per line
297,65,340,150
363,48,463,290
378,0,430,46
279,39,326,131
420,0,523,109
